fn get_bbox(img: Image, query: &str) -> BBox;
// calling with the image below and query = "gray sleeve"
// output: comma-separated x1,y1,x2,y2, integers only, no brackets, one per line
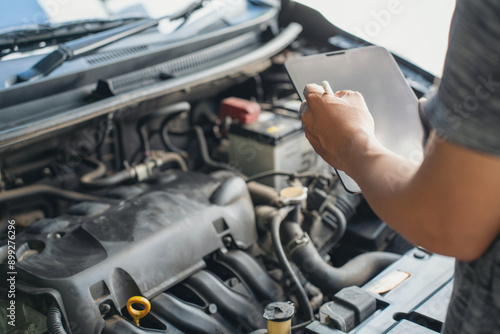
423,0,500,156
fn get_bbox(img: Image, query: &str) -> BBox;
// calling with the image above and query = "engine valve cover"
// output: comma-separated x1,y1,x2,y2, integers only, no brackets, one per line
3,172,256,334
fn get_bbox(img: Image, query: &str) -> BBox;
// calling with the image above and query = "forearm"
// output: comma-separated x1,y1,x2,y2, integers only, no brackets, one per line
301,85,500,260
346,138,443,250
345,133,500,261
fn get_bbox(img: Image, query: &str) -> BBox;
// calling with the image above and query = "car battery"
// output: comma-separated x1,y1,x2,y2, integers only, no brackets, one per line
228,111,320,189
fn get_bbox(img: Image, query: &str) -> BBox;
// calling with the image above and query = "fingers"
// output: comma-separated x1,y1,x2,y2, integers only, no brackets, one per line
300,100,309,132
304,84,362,100
304,84,362,102
299,100,308,117
303,83,324,100
300,100,312,132
334,90,354,98
418,97,428,112
300,98,315,133
304,130,328,159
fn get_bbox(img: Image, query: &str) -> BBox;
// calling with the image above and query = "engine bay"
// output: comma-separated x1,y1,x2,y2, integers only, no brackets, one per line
0,1,454,333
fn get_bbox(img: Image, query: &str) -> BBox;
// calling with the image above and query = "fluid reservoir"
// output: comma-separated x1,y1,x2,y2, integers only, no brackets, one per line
263,301,295,334
228,111,322,188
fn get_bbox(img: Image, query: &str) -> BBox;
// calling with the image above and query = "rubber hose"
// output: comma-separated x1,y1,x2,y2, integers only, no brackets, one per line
247,181,280,206
169,126,240,172
283,221,401,295
271,207,314,321
80,157,107,183
245,170,318,183
81,157,133,189
47,306,68,334
218,250,286,302
157,152,188,172
167,127,243,174
192,126,238,172
82,169,133,189
81,153,187,189
324,203,347,248
161,124,189,158
137,102,191,156
0,184,106,204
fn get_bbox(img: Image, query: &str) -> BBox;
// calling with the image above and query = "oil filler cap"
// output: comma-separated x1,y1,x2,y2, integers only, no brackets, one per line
263,301,295,322
264,302,295,334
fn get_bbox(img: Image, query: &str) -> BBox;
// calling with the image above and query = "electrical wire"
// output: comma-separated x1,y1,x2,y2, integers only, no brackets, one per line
245,170,319,183
270,207,314,321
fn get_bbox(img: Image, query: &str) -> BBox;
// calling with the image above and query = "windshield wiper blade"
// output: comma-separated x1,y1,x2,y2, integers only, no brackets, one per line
14,0,208,84
14,18,158,83
0,17,145,51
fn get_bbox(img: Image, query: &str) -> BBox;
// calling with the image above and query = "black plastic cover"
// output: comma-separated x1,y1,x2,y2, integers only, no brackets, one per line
306,248,455,334
319,286,376,332
1,172,257,334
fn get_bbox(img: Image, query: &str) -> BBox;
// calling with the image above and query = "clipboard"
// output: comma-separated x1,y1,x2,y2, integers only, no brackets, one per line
285,46,424,193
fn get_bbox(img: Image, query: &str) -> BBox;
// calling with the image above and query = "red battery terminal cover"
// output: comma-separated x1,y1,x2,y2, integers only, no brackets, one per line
219,97,261,124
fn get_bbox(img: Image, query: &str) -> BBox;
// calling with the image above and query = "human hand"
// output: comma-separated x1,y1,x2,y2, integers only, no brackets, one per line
300,83,378,172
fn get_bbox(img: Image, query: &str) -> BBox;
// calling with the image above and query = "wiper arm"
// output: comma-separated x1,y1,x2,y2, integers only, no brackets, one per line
169,0,205,21
14,0,207,84
0,17,145,52
14,18,158,83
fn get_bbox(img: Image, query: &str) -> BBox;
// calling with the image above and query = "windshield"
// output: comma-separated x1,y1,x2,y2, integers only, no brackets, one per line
296,0,456,77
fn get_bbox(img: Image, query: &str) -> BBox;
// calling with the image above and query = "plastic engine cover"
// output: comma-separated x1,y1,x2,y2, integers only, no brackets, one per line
7,172,256,334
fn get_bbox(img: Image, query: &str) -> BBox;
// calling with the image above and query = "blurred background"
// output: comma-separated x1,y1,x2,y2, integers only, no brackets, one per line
5,0,456,77
296,0,457,77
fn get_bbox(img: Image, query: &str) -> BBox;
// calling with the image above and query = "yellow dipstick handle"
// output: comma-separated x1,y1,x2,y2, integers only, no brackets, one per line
127,296,151,326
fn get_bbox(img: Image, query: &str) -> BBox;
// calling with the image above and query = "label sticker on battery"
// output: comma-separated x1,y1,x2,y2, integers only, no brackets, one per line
369,270,410,294
267,124,286,134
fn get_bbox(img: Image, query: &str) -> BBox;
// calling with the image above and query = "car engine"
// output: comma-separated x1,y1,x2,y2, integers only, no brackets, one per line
0,1,455,333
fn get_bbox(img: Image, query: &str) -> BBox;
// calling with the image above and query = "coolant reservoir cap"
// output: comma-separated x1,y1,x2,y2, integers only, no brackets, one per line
279,187,307,205
263,302,295,322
